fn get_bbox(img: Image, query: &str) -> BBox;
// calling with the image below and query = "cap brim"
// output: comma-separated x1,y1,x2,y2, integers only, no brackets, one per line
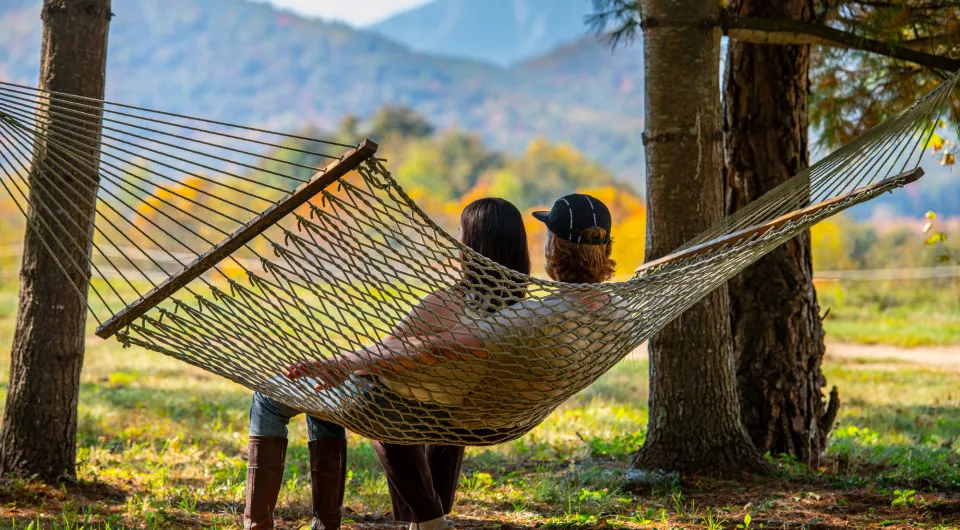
531,211,550,222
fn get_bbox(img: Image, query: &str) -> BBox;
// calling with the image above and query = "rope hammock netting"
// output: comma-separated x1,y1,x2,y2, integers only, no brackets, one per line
0,73,957,445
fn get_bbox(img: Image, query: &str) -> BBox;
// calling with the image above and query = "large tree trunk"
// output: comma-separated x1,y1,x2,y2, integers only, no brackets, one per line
723,0,839,468
632,0,766,475
0,0,111,483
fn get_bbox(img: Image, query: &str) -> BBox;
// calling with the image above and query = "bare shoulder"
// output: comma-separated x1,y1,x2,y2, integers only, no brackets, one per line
403,288,467,333
420,288,466,310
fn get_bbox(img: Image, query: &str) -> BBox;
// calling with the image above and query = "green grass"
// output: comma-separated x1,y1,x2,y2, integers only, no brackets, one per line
818,279,960,346
1,281,960,528
821,364,960,488
1,339,959,527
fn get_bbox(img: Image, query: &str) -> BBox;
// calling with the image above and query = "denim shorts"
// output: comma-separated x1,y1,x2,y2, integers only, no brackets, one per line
248,391,346,440
253,375,523,444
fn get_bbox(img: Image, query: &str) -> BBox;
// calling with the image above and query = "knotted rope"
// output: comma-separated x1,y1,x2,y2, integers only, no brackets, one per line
0,73,956,444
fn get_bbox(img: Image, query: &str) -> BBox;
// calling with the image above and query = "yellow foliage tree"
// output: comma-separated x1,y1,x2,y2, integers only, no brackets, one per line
810,215,854,271
0,196,24,246
524,206,549,275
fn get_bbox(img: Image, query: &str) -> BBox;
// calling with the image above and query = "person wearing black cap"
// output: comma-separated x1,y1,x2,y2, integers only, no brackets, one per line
533,193,613,245
532,193,616,284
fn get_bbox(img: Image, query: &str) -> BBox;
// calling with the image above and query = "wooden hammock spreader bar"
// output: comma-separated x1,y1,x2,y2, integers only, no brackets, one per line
635,167,924,274
95,139,379,339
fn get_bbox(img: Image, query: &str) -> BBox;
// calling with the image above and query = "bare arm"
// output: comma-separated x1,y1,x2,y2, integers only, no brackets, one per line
285,289,476,383
324,327,487,374
350,289,475,372
336,297,545,373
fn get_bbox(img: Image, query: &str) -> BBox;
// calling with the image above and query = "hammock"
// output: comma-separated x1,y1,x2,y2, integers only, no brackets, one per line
0,73,956,445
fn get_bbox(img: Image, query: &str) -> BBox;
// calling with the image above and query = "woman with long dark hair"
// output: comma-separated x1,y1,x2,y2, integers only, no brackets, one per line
371,197,531,530
247,198,531,530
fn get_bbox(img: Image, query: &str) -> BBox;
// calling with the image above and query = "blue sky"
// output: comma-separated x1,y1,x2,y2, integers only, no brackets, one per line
259,0,432,26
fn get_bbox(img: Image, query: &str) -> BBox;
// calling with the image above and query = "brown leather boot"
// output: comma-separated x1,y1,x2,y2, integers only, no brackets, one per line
309,438,348,530
244,435,288,530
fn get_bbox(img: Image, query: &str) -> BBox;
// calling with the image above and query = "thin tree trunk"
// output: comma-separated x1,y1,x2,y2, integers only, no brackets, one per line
723,0,839,468
0,0,111,483
632,0,767,475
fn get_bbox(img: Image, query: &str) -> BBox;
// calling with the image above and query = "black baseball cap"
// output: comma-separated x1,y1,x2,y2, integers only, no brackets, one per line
532,193,612,245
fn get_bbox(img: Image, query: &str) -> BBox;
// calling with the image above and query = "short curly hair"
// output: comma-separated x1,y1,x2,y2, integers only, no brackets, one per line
545,227,616,284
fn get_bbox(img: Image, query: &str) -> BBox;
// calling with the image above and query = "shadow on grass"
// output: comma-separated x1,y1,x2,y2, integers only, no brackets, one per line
826,402,960,490
0,475,127,507
840,401,960,439
76,381,250,443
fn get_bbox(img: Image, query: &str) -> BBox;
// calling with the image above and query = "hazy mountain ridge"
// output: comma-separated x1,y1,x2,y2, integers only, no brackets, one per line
848,163,960,220
371,0,592,67
0,0,954,217
0,0,645,186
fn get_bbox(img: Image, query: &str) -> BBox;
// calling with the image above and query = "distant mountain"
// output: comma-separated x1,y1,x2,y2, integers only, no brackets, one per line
506,37,645,183
0,0,644,186
847,159,960,220
371,0,592,67
0,0,954,217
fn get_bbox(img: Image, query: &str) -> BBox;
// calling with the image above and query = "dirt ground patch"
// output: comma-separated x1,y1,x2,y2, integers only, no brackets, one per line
824,342,960,370
628,341,960,372
3,472,960,529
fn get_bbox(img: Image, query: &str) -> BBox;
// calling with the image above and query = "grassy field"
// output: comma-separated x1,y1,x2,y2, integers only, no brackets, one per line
0,279,959,529
817,279,960,347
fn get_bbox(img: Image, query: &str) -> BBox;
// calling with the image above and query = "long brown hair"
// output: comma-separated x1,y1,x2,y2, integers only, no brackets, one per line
459,198,531,312
545,227,616,284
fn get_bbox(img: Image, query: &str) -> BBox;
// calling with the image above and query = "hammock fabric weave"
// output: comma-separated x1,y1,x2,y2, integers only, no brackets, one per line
0,73,956,445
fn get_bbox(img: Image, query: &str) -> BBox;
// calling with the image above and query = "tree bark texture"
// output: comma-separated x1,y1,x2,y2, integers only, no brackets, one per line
0,0,111,483
723,0,839,468
632,0,766,475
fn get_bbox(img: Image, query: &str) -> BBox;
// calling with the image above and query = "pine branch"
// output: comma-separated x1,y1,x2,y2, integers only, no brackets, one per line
587,0,642,49
721,13,960,72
